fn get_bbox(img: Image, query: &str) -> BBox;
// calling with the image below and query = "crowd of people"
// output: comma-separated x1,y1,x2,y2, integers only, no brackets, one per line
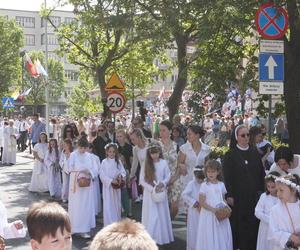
0,109,299,250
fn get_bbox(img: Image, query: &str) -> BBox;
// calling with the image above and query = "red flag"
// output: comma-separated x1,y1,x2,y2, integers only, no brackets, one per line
24,53,38,77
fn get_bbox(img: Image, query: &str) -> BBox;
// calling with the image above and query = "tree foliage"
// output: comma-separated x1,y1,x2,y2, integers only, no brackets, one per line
67,71,102,118
43,0,158,115
22,51,66,106
0,16,23,95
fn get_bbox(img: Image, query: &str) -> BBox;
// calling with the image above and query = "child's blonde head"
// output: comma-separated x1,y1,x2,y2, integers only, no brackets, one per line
89,219,158,250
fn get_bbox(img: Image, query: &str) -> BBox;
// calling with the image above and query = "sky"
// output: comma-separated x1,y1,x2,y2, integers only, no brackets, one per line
0,0,73,11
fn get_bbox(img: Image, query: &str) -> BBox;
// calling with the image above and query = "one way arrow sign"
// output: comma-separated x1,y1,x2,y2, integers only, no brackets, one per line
259,53,284,82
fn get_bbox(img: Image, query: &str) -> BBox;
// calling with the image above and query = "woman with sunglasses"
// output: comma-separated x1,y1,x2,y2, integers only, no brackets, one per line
223,125,265,250
61,125,77,149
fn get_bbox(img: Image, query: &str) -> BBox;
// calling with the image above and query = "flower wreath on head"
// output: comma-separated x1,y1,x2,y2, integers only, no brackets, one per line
275,174,300,193
104,142,119,150
147,141,162,151
264,174,278,181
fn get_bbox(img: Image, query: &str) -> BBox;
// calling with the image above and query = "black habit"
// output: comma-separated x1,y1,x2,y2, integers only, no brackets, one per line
223,145,265,250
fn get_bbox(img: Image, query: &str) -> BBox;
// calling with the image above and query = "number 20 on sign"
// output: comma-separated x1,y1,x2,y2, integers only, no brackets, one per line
107,92,126,113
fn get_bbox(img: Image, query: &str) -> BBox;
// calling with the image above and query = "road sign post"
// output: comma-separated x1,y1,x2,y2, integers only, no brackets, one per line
2,97,15,109
259,40,284,95
106,92,126,113
255,3,288,39
105,72,127,116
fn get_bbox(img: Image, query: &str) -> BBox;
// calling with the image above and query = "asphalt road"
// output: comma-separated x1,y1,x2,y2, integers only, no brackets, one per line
0,151,186,250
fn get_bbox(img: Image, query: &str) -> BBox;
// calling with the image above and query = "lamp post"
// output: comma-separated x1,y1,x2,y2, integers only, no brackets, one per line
44,0,49,136
19,50,26,93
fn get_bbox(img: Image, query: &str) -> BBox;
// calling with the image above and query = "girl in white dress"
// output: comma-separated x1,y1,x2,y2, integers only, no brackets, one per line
0,200,26,240
88,143,102,216
269,174,300,250
140,142,174,246
100,143,126,226
28,132,49,193
44,139,62,198
255,171,280,250
60,139,73,202
196,160,232,250
181,166,205,250
67,138,97,238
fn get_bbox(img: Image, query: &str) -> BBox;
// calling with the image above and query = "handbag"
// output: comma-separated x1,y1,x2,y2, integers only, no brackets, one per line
215,185,231,221
131,177,138,199
51,160,61,173
76,172,91,188
151,181,167,203
215,202,232,221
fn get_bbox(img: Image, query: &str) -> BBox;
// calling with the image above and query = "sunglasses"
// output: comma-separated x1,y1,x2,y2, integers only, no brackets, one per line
133,123,139,126
239,133,249,138
66,130,72,132
98,129,105,132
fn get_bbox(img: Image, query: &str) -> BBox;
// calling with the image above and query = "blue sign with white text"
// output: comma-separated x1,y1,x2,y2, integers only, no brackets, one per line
2,97,14,109
259,53,284,81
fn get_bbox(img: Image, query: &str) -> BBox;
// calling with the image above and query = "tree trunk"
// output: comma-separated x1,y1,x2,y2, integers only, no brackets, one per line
284,45,300,153
285,0,300,153
167,36,188,120
96,67,109,117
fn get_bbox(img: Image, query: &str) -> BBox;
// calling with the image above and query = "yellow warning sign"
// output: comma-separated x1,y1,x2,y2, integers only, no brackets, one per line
105,72,125,92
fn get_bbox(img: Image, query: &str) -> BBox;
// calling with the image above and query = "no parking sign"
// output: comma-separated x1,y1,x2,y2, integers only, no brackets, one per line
255,3,288,39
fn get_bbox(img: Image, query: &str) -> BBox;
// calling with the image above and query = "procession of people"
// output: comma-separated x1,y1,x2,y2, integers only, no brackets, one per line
0,108,299,250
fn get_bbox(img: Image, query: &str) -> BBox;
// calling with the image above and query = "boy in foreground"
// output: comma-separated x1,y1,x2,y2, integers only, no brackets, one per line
26,201,72,250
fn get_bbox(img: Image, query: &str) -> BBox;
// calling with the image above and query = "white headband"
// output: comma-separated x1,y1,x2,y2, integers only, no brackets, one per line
275,175,300,193
265,174,278,180
234,125,244,140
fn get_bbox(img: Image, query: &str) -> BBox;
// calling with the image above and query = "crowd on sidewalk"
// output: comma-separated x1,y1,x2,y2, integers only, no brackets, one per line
0,87,298,250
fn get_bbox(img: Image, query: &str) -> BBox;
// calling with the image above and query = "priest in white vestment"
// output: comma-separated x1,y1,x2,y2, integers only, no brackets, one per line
2,121,18,165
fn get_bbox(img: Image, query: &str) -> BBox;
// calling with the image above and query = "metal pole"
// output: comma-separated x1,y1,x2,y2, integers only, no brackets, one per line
268,94,272,141
44,0,49,136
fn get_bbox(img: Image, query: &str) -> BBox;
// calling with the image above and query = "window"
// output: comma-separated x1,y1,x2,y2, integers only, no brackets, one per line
41,34,59,45
16,16,35,28
65,17,76,24
65,70,79,81
24,34,35,46
47,51,61,61
41,16,61,27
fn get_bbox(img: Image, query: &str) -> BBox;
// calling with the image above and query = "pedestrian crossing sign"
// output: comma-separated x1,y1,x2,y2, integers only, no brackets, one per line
2,97,14,109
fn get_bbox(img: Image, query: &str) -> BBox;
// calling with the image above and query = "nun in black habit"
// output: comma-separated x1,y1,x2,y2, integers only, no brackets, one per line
223,125,265,250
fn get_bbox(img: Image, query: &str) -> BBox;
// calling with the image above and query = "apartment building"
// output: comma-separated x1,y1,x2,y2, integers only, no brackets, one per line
0,8,79,115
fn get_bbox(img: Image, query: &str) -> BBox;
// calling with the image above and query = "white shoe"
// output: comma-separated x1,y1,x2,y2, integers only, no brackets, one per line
80,233,91,239
135,197,141,203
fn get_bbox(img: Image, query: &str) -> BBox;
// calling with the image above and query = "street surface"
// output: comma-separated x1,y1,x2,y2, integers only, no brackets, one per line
0,151,186,249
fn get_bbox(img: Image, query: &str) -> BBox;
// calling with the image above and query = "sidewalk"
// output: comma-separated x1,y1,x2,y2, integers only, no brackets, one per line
0,151,186,249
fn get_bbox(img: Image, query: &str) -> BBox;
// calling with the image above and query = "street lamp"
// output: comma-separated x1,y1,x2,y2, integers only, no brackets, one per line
19,50,26,93
44,0,49,136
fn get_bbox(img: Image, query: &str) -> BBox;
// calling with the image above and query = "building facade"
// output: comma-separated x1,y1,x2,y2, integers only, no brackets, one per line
0,8,79,115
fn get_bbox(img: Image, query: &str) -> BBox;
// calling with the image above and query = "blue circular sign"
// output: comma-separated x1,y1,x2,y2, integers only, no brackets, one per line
255,3,288,39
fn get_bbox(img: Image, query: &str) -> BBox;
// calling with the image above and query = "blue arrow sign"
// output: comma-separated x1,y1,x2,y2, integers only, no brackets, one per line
259,53,284,81
2,97,14,109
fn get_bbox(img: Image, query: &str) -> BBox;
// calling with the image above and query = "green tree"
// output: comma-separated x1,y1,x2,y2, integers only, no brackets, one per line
116,40,163,115
134,0,257,119
22,51,66,111
43,0,155,116
0,16,23,95
67,71,102,118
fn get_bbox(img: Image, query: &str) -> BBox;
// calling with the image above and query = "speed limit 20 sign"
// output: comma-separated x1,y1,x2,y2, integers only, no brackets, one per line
107,92,126,113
